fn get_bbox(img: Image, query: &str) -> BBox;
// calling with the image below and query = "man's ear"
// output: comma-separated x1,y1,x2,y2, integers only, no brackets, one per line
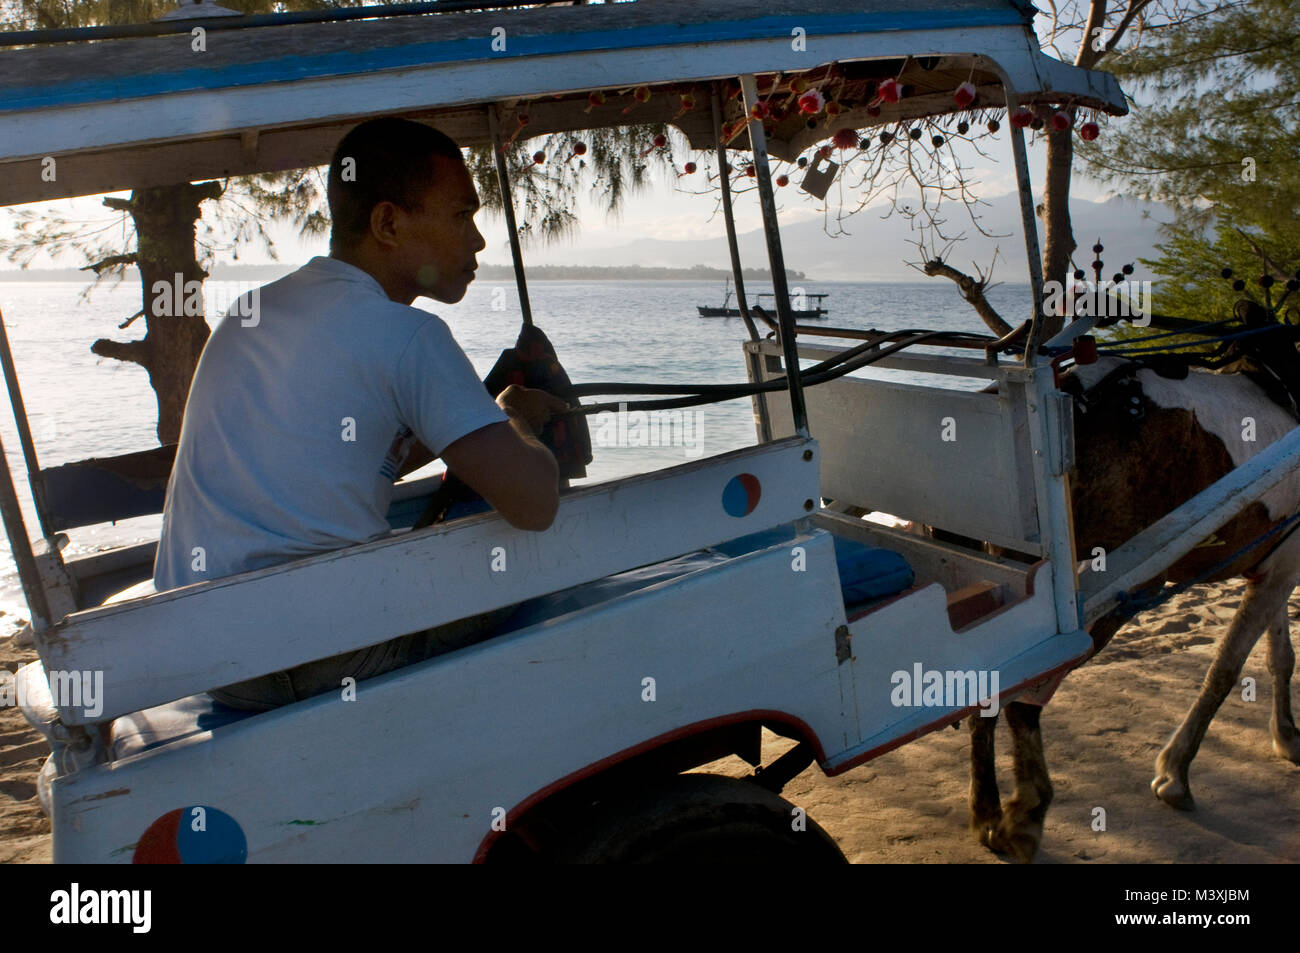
368,200,403,250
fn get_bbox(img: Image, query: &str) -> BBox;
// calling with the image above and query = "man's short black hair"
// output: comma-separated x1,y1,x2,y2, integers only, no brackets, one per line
327,118,464,252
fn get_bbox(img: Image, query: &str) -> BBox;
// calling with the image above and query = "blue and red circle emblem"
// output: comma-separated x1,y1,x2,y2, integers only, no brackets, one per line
133,805,247,864
722,473,762,517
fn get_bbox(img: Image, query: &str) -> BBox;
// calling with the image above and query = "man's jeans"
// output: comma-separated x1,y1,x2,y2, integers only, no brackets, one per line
209,605,518,711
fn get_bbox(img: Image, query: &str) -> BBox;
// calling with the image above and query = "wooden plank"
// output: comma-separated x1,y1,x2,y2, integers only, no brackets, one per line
39,437,819,724
60,471,442,613
41,445,175,531
766,365,1041,551
65,541,156,585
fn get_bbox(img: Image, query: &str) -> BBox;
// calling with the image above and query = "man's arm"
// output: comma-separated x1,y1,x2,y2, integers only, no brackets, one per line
439,386,566,531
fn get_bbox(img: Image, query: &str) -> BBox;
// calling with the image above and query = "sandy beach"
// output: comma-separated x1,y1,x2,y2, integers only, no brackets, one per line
3,578,1298,864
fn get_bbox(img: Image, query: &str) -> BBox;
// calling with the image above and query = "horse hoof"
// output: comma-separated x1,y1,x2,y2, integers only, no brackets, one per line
970,815,1000,850
1151,772,1195,811
1271,734,1300,764
987,819,1041,864
1269,719,1300,763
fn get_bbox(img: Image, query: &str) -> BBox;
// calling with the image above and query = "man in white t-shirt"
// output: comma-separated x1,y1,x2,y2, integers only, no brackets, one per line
155,118,566,709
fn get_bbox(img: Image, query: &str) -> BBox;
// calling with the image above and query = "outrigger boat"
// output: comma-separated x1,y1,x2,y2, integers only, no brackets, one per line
2,0,1294,863
697,279,829,319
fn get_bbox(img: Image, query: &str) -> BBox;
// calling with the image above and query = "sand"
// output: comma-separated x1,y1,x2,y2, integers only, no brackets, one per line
3,580,1298,864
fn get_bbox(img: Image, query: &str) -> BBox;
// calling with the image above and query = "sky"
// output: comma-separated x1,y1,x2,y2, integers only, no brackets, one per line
0,123,1124,275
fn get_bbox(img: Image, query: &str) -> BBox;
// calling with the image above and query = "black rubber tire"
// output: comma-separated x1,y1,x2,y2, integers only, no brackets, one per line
553,774,848,864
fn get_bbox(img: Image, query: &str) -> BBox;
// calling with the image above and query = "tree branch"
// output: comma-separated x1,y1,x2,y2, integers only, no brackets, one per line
82,253,137,274
1104,0,1156,58
921,258,1014,336
1232,227,1291,278
1076,0,1111,69
91,338,149,367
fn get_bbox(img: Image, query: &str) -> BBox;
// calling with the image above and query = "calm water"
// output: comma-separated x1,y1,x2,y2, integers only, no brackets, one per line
0,275,1031,617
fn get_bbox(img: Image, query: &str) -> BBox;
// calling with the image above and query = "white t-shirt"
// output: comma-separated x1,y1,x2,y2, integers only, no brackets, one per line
153,256,507,591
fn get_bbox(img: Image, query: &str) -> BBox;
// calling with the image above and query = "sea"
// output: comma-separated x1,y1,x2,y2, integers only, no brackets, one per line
0,275,1032,620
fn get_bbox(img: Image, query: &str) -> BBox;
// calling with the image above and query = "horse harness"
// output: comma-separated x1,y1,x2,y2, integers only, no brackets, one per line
1062,311,1300,576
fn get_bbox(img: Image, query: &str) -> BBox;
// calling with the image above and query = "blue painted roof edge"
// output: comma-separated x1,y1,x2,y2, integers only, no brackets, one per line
1,8,1029,115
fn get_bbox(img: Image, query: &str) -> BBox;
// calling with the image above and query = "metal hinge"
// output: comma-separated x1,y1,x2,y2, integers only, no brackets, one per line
834,624,852,664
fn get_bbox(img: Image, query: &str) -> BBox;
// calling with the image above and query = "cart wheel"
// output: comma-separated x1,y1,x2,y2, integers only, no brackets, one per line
553,774,847,863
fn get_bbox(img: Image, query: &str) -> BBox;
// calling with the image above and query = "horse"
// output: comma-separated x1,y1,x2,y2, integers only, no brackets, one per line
959,326,1300,862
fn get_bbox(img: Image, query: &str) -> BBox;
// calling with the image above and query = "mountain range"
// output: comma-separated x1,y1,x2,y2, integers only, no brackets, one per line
504,193,1179,284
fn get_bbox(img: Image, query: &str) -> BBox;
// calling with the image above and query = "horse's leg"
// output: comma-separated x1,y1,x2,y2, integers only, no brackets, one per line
987,701,1052,863
1266,603,1300,762
968,710,1002,849
1153,571,1288,809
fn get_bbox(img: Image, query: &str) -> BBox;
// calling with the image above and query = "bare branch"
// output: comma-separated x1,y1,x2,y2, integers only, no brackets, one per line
81,253,137,274
90,338,149,367
918,254,1014,336
1104,0,1158,58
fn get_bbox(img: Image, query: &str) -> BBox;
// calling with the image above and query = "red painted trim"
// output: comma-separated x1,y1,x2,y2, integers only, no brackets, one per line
846,557,1046,631
820,648,1091,777
471,709,826,863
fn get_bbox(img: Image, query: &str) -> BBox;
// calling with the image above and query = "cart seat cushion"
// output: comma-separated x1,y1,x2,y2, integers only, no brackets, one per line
830,535,914,607
710,523,913,607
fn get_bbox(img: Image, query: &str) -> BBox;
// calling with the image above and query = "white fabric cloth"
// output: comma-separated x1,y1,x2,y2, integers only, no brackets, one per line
154,256,506,591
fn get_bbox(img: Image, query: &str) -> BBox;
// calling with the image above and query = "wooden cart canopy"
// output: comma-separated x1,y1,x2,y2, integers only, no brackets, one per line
0,0,1127,206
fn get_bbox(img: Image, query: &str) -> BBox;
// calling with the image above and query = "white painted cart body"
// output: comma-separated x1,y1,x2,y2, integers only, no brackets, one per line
2,0,1284,863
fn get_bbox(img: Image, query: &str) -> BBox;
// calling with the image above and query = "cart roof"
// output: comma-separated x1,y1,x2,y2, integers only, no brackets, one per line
0,0,1126,206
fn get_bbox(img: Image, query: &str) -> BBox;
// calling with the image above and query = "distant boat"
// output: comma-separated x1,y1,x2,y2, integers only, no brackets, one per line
697,279,828,319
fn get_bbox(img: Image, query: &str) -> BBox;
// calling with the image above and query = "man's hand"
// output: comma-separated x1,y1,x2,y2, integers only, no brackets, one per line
496,384,572,435
440,388,565,532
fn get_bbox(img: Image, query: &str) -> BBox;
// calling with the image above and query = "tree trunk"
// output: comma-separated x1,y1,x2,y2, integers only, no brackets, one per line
1038,114,1079,339
92,181,222,444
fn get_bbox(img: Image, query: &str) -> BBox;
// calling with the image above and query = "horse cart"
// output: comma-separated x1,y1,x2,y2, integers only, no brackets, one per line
2,0,1295,863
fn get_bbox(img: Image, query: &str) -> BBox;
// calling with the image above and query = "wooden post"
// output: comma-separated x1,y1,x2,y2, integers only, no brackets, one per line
488,104,533,327
738,74,808,438
0,307,51,537
1005,90,1047,366
0,428,52,632
713,85,772,443
712,86,758,344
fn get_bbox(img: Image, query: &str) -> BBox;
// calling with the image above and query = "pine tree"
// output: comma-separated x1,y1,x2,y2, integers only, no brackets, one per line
1077,0,1300,321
